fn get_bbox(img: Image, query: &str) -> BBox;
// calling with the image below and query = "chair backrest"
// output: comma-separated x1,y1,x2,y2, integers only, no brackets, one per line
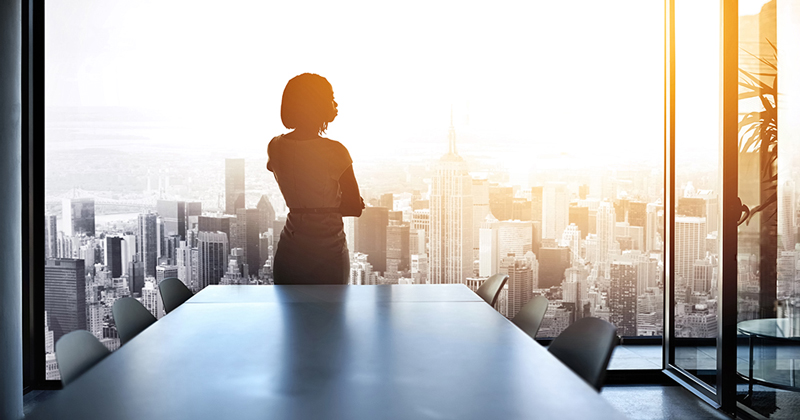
55,330,111,386
476,273,509,307
159,277,193,314
511,296,549,339
113,297,157,345
547,317,619,392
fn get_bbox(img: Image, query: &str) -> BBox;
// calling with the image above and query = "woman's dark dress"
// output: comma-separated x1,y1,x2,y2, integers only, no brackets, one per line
267,134,353,284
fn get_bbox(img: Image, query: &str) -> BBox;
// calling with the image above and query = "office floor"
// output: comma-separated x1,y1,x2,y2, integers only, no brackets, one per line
602,385,732,420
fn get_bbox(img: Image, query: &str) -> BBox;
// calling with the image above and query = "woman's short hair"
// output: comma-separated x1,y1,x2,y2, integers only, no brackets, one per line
281,73,336,133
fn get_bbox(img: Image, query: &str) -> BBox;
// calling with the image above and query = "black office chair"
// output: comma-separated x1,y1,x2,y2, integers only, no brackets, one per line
476,273,509,307
55,330,111,386
547,317,619,392
159,277,193,314
113,297,157,345
511,296,549,339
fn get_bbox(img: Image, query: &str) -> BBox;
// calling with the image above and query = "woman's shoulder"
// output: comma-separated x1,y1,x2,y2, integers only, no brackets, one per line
321,138,352,160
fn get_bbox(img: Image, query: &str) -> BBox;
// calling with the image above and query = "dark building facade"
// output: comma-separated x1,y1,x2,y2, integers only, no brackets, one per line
44,259,87,343
104,236,123,278
356,206,389,273
62,197,95,237
232,208,261,276
609,262,637,337
537,247,570,289
137,213,158,277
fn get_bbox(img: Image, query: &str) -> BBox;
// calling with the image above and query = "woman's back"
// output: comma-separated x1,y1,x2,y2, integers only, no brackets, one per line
267,135,352,210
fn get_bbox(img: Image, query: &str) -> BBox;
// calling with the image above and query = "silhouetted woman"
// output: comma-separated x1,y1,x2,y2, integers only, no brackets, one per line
267,73,364,284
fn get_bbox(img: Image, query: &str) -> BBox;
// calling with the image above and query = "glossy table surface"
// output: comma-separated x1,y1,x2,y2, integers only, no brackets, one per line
186,284,485,303
28,285,626,420
738,318,800,341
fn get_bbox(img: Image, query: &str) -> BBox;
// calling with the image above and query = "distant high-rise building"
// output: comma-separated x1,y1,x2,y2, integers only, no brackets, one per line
609,261,637,337
779,180,796,251
593,202,618,273
479,218,533,278
256,195,276,234
386,221,410,273
45,259,87,343
225,158,245,215
537,247,570,289
693,258,714,294
127,260,145,295
185,201,203,229
198,215,233,240
156,200,186,240
429,118,473,284
45,214,58,260
500,253,536,319
232,208,261,276
489,185,514,221
645,203,663,252
542,182,568,240
568,206,589,240
472,179,491,262
198,231,228,289
560,223,582,263
530,186,543,224
156,264,179,283
104,236,123,278
356,206,389,273
380,193,394,210
62,197,95,237
137,213,158,277
675,216,707,290
628,201,647,228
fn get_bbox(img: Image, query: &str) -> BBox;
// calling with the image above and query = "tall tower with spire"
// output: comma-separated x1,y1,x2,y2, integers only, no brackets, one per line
429,115,473,284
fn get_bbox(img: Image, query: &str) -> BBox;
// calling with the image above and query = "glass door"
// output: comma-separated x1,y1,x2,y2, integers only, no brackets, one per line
735,1,800,418
666,0,722,397
665,0,739,414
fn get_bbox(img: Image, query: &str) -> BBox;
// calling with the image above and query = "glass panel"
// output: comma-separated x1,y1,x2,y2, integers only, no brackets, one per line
736,1,800,416
672,0,721,389
43,0,665,382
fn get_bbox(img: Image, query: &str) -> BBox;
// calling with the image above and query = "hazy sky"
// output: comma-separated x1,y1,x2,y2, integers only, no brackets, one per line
46,0,669,165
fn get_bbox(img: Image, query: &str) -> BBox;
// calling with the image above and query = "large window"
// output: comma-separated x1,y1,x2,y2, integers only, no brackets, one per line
43,0,664,380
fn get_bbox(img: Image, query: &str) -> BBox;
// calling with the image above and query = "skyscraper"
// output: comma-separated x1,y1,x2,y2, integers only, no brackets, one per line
225,158,245,215
429,118,473,284
594,201,617,273
542,182,568,240
356,206,389,273
537,247,570,289
44,259,87,343
45,214,58,260
156,200,186,240
500,253,536,319
779,179,796,251
137,213,158,277
104,236,123,278
609,261,637,337
257,195,276,235
62,197,95,237
472,178,491,262
479,218,533,278
386,221,410,274
675,216,707,291
232,208,261,276
198,231,228,289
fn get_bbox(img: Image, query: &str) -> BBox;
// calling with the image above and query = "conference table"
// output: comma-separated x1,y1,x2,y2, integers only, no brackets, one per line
28,284,627,420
